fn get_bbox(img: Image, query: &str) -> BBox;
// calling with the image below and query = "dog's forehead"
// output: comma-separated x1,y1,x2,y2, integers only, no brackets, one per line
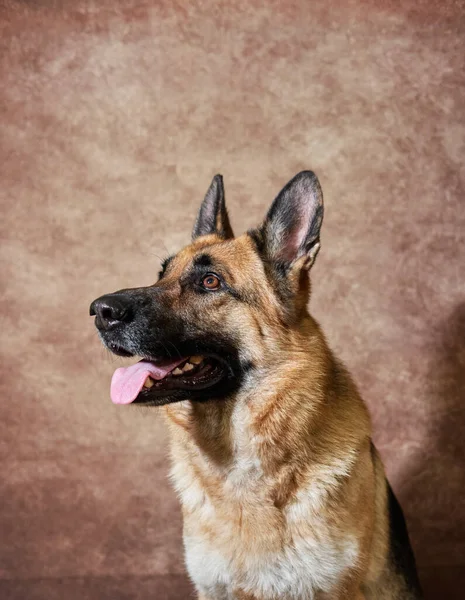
172,234,262,280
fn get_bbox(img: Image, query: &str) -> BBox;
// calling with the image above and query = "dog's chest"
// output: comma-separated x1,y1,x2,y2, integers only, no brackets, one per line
177,468,358,600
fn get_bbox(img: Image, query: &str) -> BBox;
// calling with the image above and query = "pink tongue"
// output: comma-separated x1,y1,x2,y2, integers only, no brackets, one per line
110,359,186,405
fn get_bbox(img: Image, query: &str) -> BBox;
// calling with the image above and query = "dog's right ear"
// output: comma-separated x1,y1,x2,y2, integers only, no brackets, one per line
192,174,234,240
254,171,324,271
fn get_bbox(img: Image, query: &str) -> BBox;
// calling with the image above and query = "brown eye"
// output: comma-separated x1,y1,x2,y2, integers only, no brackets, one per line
202,274,221,290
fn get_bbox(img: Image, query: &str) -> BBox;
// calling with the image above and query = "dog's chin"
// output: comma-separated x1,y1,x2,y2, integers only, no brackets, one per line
103,339,240,407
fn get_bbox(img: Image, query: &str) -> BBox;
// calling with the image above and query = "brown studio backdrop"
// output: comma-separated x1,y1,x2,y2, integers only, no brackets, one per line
1,1,464,598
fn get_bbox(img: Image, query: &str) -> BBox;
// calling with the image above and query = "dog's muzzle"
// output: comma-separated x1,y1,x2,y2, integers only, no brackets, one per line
89,289,240,406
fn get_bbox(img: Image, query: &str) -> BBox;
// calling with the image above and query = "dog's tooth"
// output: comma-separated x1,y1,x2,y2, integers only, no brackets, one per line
143,377,154,388
172,367,183,376
183,362,194,372
190,355,203,365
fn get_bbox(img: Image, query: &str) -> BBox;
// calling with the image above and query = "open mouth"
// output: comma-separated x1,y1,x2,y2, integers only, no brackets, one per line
110,354,228,405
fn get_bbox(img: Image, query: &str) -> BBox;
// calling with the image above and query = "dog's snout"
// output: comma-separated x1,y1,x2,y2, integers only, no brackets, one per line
90,294,133,331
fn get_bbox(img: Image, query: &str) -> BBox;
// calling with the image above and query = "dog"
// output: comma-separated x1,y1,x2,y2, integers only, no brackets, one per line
90,171,422,600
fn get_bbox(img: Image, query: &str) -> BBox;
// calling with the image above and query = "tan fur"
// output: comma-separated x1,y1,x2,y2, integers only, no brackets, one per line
160,233,408,599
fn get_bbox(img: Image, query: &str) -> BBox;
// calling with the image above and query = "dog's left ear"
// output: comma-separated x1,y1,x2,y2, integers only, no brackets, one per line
258,171,324,270
192,174,234,240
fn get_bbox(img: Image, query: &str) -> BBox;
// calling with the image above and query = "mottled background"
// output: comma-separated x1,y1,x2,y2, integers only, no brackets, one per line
1,0,464,598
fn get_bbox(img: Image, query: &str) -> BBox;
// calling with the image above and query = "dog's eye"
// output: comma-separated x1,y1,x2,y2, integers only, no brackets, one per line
201,273,221,291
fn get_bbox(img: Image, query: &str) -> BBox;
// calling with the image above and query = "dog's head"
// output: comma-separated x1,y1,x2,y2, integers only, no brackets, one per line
90,171,323,406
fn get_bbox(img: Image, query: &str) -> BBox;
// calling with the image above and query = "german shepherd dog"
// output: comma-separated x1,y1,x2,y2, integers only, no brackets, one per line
90,172,422,599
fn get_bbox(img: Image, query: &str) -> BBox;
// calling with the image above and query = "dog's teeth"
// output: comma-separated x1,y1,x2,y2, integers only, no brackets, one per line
190,355,203,364
183,362,194,372
143,377,154,388
172,368,183,376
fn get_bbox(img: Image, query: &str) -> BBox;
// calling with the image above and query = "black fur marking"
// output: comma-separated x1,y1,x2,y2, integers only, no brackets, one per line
387,484,423,596
193,253,214,268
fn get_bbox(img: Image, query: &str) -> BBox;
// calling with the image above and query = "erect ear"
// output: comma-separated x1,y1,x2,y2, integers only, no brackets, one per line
192,174,234,240
258,171,324,270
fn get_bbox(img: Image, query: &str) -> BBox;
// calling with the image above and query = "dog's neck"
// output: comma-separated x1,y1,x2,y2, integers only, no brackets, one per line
165,315,369,507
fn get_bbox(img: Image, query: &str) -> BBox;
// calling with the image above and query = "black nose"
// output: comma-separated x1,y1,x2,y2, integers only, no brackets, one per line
89,294,133,331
